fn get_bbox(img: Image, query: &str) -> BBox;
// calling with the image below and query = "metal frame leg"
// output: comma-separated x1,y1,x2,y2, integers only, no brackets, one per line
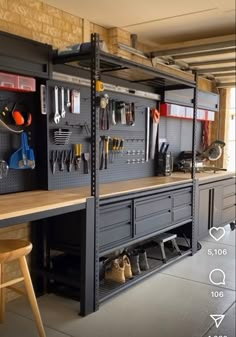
80,197,95,316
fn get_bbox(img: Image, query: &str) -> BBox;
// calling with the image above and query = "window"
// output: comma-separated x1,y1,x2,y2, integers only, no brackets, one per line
225,88,235,172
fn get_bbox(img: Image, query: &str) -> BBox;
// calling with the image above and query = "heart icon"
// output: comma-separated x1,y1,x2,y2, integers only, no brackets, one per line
209,227,226,241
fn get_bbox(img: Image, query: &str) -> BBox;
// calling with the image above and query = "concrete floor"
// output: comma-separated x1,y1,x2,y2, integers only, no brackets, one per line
0,225,235,337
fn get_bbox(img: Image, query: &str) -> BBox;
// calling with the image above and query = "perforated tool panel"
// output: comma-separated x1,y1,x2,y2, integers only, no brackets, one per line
46,80,156,190
0,90,38,194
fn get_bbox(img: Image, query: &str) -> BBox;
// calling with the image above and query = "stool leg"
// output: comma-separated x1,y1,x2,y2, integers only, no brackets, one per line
159,242,166,263
172,239,182,256
19,257,46,337
0,264,5,323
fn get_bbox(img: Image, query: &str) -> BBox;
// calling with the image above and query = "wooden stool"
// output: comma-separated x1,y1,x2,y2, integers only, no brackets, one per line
0,239,46,337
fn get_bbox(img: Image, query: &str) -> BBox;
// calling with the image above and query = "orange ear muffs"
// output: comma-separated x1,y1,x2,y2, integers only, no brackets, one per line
12,103,32,127
25,113,32,127
12,110,25,125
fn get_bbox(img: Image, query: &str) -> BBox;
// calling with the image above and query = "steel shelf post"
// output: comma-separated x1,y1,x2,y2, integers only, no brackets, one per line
191,71,198,254
90,33,100,312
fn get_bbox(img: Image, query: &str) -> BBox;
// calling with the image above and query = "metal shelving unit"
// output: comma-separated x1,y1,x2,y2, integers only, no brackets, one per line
53,33,198,312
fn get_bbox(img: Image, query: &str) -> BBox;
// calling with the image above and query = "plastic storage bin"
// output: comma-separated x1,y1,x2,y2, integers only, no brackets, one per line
0,72,18,89
0,72,35,92
18,75,36,91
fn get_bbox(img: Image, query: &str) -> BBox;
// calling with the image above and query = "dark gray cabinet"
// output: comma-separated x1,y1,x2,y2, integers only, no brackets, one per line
222,178,236,225
164,89,219,112
134,193,172,236
197,177,235,240
0,31,52,79
100,201,132,251
100,186,193,252
173,188,192,223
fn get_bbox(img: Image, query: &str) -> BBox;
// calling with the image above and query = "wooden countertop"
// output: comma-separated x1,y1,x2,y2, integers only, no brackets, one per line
1,172,234,224
0,188,90,222
172,171,235,183
0,176,191,223
99,176,192,198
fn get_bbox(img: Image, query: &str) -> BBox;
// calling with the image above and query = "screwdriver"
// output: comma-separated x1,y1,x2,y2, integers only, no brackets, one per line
74,144,82,170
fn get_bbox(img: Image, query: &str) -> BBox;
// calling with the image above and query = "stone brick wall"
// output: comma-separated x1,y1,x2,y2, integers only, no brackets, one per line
0,0,108,48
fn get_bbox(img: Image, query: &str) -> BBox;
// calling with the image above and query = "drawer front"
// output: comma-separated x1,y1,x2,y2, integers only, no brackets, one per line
135,194,171,220
100,223,131,249
222,205,236,224
135,211,172,236
223,184,236,197
173,189,192,207
100,201,131,229
223,195,236,209
173,205,192,223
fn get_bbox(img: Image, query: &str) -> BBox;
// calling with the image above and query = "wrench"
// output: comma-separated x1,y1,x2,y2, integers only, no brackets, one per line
61,87,66,118
54,86,61,124
66,88,71,108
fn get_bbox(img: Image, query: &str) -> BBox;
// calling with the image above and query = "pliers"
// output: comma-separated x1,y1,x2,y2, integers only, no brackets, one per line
59,150,66,171
51,150,58,174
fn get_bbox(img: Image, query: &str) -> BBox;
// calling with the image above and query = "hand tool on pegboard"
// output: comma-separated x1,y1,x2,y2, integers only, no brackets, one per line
74,144,82,170
67,149,74,172
109,137,113,163
51,150,58,174
119,138,124,156
59,150,66,171
150,107,160,160
60,87,66,118
9,132,35,169
99,94,109,130
145,107,150,162
99,137,104,170
110,99,116,125
0,160,8,179
104,136,110,169
66,88,71,108
53,86,61,124
83,153,90,174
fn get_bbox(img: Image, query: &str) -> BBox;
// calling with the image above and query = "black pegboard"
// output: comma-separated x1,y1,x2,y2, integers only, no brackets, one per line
0,90,38,194
46,80,156,190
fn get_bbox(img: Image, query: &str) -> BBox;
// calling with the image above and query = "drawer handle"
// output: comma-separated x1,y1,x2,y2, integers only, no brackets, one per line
168,196,171,199
127,221,131,224
168,209,171,213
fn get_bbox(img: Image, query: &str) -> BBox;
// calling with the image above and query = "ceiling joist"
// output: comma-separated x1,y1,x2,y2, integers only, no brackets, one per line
173,48,236,60
189,59,236,67
150,39,236,57
197,66,236,74
212,72,236,77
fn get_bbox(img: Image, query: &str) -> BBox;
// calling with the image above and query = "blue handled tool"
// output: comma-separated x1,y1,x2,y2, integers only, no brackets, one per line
9,132,35,169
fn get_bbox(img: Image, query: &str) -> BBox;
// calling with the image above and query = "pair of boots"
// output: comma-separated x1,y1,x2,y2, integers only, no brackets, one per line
129,249,149,275
105,255,132,284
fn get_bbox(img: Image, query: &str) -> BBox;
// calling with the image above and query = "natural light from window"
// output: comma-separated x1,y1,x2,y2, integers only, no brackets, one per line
225,88,235,172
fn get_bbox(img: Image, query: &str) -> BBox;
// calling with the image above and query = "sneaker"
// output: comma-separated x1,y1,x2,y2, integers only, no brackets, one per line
105,258,125,284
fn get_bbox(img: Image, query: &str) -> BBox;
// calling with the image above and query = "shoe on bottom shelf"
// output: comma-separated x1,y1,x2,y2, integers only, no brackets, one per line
129,252,141,276
139,249,150,271
105,258,125,284
122,255,133,280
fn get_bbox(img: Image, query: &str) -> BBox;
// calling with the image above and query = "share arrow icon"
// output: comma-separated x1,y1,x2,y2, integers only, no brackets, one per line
210,314,225,328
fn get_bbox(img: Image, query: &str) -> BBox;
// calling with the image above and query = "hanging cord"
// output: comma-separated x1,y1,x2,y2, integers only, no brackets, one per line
0,118,23,133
